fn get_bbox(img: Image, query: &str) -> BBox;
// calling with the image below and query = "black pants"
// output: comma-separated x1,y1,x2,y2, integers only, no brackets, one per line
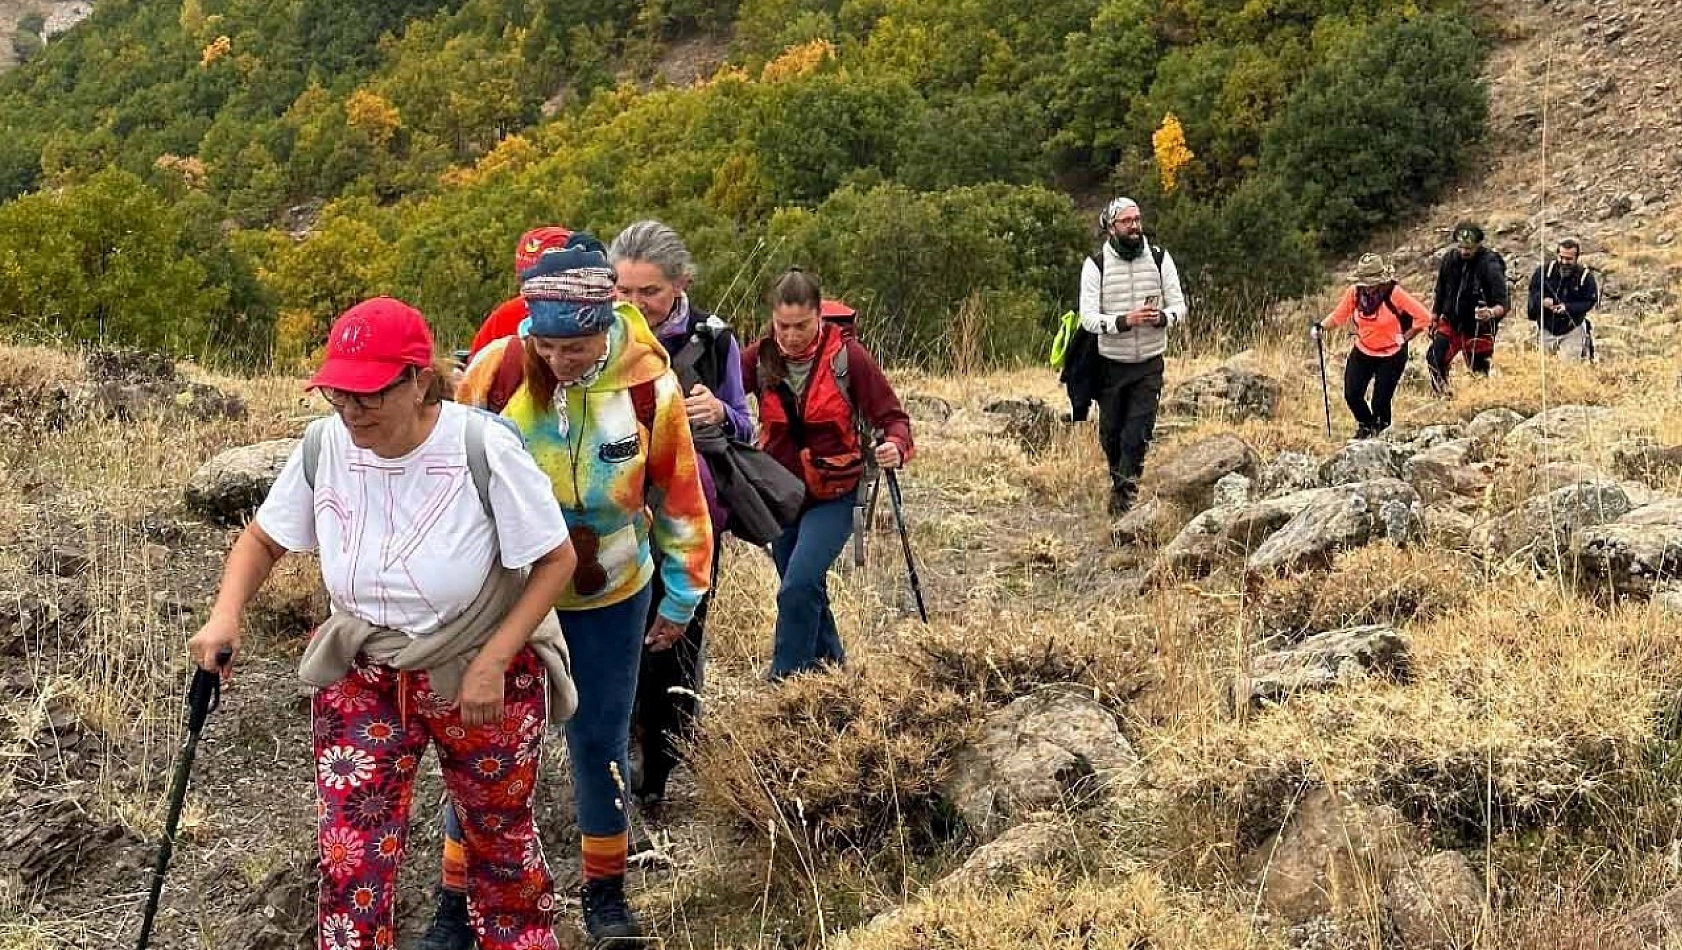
1342,347,1408,434
633,539,721,797
1096,355,1165,496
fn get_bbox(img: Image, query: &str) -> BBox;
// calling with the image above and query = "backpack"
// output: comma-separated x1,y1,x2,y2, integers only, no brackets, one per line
1087,239,1168,287
300,409,520,517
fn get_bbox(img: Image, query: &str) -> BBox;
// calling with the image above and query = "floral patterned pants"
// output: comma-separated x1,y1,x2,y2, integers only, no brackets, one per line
311,649,557,950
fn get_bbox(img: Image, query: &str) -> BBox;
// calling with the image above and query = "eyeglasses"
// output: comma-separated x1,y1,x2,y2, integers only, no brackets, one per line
320,370,417,411
570,524,608,597
1114,215,1142,226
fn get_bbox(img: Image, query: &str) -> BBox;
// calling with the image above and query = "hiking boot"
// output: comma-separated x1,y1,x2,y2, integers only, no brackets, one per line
581,876,645,946
416,886,475,950
1107,484,1136,518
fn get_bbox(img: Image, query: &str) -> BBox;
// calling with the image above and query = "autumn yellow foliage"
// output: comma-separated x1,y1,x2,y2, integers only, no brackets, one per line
199,35,232,67
345,89,402,147
1152,112,1194,194
761,38,836,83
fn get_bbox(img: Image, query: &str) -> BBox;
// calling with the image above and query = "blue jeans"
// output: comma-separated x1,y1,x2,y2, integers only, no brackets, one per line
768,491,855,680
443,582,652,853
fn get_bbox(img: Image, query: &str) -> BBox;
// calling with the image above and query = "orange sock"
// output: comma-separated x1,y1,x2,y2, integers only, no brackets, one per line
580,832,628,881
441,833,468,893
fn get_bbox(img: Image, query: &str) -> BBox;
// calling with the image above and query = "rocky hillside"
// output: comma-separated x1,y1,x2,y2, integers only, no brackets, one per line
1327,0,1681,363
0,1,93,71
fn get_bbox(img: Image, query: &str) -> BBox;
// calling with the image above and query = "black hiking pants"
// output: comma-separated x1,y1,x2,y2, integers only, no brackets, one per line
1342,347,1408,434
633,539,721,799
1096,355,1165,499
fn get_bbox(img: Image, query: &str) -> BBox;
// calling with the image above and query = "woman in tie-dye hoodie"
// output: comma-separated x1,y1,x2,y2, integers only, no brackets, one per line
449,234,711,948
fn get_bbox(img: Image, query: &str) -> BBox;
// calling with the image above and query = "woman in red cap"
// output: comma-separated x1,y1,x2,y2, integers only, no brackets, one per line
188,297,578,950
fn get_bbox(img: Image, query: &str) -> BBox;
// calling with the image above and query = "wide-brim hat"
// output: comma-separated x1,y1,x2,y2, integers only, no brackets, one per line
1348,253,1396,287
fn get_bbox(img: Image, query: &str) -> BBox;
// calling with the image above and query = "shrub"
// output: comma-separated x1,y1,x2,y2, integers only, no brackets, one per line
690,657,972,860
1260,13,1487,252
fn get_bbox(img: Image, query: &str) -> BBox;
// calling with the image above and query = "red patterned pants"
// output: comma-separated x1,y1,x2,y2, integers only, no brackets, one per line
311,649,557,950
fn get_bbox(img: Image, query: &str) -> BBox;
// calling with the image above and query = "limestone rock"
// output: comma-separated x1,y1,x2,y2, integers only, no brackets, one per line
1490,481,1632,569
1570,522,1682,596
184,439,300,526
983,397,1058,455
1162,366,1281,422
1243,788,1423,922
1110,498,1177,548
1151,434,1259,509
1320,440,1402,487
1246,479,1423,575
1212,472,1252,509
931,820,1068,893
1464,407,1526,446
1619,498,1682,526
1402,440,1487,502
941,688,1142,840
1223,488,1332,555
1385,851,1485,950
1235,625,1408,709
1257,451,1323,499
1502,405,1617,455
1152,508,1240,580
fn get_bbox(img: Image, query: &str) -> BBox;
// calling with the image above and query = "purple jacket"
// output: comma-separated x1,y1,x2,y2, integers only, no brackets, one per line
654,296,751,536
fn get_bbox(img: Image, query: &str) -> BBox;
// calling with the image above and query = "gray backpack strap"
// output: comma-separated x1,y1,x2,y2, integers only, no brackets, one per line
301,417,332,492
463,410,524,517
464,411,494,517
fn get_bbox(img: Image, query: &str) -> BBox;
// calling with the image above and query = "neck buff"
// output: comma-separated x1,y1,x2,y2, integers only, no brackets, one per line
1109,233,1145,261
551,354,609,439
1356,286,1388,316
779,328,823,363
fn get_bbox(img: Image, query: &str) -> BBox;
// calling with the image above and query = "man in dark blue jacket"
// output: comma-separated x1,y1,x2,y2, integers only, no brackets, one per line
1527,238,1599,362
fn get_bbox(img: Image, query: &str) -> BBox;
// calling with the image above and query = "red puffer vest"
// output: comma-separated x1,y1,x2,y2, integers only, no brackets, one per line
757,325,865,500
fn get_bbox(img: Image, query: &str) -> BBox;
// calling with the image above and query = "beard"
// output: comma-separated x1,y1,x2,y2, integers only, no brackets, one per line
1109,233,1145,260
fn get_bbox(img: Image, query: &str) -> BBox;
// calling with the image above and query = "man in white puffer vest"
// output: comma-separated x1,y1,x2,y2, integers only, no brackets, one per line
1078,196,1187,516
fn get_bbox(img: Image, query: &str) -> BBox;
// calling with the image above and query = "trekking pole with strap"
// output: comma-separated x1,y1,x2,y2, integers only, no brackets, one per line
1313,328,1332,438
884,469,928,624
136,649,231,950
852,468,882,567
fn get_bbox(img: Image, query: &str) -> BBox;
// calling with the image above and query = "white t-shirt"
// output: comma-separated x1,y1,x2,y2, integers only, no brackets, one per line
257,402,569,636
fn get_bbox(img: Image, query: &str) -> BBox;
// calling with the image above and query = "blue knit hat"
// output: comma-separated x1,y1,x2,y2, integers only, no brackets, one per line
521,233,616,338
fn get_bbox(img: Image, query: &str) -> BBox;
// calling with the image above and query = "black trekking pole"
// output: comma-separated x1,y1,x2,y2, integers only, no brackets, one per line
136,648,230,950
852,468,882,567
1313,329,1332,438
884,470,928,624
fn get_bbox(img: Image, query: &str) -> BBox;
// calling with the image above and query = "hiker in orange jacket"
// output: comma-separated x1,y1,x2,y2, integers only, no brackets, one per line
1312,253,1433,439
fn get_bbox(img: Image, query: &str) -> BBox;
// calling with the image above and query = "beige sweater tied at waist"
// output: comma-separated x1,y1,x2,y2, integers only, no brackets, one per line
298,565,577,723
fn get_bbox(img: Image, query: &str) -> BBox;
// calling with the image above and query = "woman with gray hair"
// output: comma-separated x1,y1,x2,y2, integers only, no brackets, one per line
608,220,751,811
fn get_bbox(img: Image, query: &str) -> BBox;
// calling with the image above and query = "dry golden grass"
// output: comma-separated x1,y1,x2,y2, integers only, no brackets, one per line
830,872,1293,950
8,311,1682,947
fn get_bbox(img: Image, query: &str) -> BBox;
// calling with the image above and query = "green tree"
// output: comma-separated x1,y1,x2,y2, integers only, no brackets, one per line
1261,13,1487,251
0,168,228,350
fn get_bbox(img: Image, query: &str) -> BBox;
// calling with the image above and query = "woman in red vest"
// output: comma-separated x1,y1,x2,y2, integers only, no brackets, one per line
742,270,914,679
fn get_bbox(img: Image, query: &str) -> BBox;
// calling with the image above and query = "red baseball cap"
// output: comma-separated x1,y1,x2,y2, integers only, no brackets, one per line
514,226,573,277
307,298,435,393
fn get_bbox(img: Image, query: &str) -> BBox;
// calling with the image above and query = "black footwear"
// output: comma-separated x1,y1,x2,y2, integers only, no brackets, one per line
581,876,645,946
1107,485,1136,518
417,887,475,950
